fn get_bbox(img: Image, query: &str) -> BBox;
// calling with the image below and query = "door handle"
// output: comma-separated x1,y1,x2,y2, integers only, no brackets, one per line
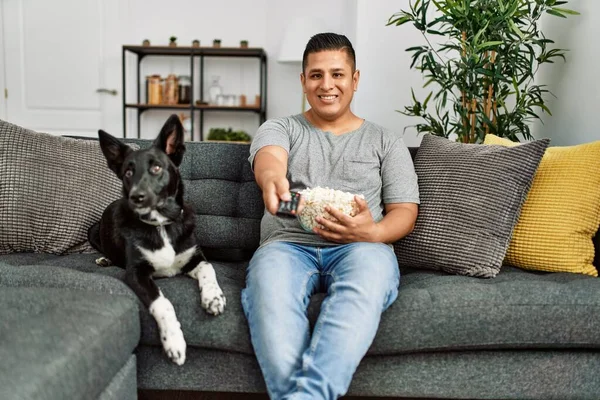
96,88,118,96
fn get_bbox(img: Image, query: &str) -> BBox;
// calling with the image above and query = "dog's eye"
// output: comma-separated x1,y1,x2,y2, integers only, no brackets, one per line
151,165,162,174
124,170,133,178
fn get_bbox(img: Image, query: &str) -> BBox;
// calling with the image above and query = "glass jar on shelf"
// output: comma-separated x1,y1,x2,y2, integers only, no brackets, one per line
208,76,223,105
164,74,179,105
146,75,163,105
178,75,191,104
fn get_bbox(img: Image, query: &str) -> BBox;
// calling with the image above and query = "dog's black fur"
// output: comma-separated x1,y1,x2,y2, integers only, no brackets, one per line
88,114,225,365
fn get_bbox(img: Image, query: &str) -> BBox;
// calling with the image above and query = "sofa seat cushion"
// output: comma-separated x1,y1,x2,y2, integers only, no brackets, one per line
373,266,600,354
0,285,139,400
3,254,600,356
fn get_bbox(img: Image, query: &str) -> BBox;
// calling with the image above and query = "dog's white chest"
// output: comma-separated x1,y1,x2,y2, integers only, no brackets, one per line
138,226,196,278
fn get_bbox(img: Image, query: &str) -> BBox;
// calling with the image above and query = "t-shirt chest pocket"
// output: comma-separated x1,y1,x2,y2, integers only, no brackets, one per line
342,157,380,191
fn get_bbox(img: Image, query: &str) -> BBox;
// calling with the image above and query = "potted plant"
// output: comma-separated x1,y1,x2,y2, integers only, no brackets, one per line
169,36,177,47
387,0,579,143
240,40,249,48
213,39,222,48
207,127,252,143
192,39,200,48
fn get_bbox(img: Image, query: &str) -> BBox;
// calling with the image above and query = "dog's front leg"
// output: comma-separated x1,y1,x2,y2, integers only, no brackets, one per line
125,266,186,365
186,258,226,316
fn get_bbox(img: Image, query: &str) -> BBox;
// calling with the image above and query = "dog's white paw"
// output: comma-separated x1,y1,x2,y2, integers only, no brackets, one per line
95,257,112,267
161,326,187,366
150,293,186,365
188,261,226,316
201,283,226,315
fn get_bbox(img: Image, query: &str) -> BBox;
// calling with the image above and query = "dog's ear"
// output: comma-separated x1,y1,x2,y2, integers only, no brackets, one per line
153,114,186,166
98,129,132,178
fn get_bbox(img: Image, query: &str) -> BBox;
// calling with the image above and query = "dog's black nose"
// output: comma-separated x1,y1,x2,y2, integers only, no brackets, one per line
130,192,146,205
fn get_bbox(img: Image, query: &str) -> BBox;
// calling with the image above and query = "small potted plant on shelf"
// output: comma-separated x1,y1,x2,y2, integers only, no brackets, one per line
142,39,151,46
240,40,249,48
169,36,177,47
207,127,252,143
192,39,200,48
213,39,221,48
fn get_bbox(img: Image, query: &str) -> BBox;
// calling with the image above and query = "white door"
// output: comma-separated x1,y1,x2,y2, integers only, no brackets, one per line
1,0,126,137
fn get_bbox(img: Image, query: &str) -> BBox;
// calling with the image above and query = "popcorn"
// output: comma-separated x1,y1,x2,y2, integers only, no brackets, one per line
297,187,363,232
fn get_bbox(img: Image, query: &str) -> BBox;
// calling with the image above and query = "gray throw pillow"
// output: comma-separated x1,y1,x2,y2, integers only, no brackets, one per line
394,134,550,278
0,120,135,255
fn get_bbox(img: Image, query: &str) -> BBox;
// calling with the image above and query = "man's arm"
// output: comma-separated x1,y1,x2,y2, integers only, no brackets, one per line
376,202,418,243
253,145,291,215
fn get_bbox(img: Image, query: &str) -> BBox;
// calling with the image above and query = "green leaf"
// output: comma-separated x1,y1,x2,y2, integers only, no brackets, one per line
431,0,450,15
411,88,418,104
477,41,504,50
532,102,553,115
426,29,446,35
508,19,525,39
473,22,489,46
546,9,567,18
423,91,433,109
475,68,495,77
552,7,580,15
389,15,412,26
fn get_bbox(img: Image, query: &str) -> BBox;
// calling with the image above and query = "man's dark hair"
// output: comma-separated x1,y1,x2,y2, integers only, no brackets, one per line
302,32,356,73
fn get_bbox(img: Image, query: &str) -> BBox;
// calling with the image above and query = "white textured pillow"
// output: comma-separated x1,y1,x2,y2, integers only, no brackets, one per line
0,120,135,255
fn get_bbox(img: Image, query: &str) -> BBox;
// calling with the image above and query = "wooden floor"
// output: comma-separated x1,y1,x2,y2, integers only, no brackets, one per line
138,390,398,400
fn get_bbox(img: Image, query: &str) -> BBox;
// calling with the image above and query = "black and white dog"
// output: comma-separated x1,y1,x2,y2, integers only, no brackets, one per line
88,114,225,365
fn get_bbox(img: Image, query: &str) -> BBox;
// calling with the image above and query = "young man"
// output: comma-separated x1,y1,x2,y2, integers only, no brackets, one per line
243,33,419,400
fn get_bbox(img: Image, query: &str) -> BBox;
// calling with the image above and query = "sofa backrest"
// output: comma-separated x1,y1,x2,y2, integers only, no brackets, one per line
123,139,263,262
118,140,599,268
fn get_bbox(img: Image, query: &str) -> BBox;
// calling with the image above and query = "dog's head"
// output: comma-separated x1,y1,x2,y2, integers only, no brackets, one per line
98,114,186,224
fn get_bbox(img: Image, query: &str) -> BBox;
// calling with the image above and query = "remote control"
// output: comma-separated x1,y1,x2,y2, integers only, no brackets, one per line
276,191,301,218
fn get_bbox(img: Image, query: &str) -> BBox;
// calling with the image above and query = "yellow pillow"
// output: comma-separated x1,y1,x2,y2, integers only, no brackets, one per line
483,134,600,276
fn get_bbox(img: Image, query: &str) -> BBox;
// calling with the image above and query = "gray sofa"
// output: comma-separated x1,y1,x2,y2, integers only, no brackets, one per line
2,138,600,400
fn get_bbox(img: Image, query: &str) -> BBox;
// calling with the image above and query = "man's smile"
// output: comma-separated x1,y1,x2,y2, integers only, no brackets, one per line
318,94,338,103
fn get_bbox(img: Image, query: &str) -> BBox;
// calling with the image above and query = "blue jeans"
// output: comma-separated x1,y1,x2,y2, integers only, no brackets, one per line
241,241,400,400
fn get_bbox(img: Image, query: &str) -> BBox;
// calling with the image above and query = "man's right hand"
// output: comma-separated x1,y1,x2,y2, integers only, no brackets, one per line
262,173,292,215
253,146,291,215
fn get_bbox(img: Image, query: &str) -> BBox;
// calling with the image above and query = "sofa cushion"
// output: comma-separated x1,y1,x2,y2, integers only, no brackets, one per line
394,134,549,278
0,284,139,400
0,120,137,255
407,146,600,275
3,254,600,357
483,134,600,276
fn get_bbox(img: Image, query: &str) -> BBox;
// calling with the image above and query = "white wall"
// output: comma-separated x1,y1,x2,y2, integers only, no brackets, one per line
2,0,596,145
263,0,352,121
0,1,6,121
121,0,351,139
532,0,600,145
121,0,270,139
352,0,426,147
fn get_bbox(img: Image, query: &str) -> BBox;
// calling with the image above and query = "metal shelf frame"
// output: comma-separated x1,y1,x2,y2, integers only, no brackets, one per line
122,45,268,140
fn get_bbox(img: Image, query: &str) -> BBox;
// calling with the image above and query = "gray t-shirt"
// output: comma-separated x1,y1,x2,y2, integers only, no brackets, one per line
248,114,419,247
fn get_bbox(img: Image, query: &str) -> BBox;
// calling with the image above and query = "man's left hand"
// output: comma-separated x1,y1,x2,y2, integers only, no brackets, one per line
313,196,381,243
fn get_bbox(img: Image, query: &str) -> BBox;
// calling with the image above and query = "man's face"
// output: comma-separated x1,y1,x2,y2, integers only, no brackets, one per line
301,50,359,121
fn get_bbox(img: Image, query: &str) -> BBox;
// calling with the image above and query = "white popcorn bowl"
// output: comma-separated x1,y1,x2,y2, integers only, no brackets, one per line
297,187,362,232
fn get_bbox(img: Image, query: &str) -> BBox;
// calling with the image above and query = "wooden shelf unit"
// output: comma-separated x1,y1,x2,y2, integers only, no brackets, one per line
122,45,267,140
